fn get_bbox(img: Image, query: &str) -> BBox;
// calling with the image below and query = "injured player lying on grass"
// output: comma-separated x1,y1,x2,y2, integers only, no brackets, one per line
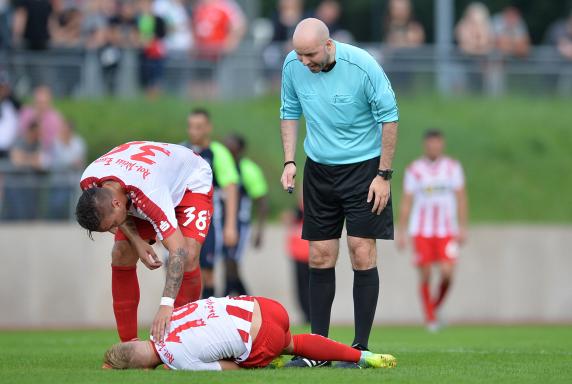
103,295,397,370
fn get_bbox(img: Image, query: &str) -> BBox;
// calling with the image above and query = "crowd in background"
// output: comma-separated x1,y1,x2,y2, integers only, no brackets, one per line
0,1,570,94
1,0,572,220
0,0,570,57
0,77,86,220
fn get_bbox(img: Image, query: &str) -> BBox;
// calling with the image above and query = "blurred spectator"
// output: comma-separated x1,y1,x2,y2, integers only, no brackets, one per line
12,0,57,50
19,85,64,152
492,6,530,58
153,0,192,53
283,197,310,323
12,0,59,89
51,0,83,47
109,0,139,48
314,0,341,36
384,0,425,48
191,0,246,98
192,0,246,58
137,0,167,97
47,118,85,171
3,121,46,220
271,0,303,43
47,118,86,220
455,2,494,56
263,0,303,84
0,71,20,159
100,0,138,93
0,0,11,49
80,0,110,50
222,133,269,296
9,121,45,170
545,12,572,60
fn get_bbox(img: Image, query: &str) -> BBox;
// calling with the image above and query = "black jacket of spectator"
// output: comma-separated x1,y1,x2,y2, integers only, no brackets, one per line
14,0,53,50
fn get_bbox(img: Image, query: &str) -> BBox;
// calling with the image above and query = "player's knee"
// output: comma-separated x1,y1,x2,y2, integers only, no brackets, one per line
111,241,137,267
309,252,335,268
309,242,337,268
349,242,376,270
184,238,201,269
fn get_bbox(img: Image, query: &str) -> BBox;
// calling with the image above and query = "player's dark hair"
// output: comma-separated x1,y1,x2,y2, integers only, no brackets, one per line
424,128,444,140
190,107,211,121
227,133,246,151
75,188,110,240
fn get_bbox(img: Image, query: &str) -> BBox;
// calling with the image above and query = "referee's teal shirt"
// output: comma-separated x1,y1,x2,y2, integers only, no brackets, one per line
280,41,399,165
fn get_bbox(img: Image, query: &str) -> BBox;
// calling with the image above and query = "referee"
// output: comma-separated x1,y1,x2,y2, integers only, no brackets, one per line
280,18,399,368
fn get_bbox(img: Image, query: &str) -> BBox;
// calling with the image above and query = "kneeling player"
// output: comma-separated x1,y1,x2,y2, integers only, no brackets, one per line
103,296,397,370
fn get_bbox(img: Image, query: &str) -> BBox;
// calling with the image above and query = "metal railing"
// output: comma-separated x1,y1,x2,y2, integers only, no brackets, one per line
1,43,572,98
0,160,81,222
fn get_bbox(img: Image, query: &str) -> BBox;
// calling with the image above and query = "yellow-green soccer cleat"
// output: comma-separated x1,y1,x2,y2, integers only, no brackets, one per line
360,351,397,369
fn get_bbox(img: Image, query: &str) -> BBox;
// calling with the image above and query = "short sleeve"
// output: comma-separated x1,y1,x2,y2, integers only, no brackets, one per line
403,166,418,194
280,57,302,120
134,187,177,240
240,159,268,199
211,142,240,188
451,162,465,191
363,55,399,123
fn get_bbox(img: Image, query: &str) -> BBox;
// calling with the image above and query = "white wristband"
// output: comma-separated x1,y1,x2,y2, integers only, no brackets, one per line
160,297,175,307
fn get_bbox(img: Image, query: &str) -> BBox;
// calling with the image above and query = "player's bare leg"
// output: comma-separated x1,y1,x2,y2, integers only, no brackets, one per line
175,238,203,307
111,241,141,342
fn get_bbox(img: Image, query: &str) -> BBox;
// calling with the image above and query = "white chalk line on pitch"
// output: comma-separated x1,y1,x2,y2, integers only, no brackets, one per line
386,348,572,356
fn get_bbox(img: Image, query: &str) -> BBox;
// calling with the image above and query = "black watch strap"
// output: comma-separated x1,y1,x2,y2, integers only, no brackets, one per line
377,169,393,180
284,161,296,168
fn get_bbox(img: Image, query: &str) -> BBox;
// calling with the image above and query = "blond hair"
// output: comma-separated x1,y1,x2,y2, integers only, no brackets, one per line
103,342,135,369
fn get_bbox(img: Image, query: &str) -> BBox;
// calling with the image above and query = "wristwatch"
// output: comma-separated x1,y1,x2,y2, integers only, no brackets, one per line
377,169,393,181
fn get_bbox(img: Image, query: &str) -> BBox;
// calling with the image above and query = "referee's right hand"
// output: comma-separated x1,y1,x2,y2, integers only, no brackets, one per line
281,163,297,192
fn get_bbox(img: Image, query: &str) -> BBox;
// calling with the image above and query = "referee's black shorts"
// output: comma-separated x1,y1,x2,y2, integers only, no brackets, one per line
302,156,394,241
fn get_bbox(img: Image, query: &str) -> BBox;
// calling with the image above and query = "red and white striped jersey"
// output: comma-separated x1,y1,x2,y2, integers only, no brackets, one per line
403,156,465,237
152,296,255,371
80,141,212,240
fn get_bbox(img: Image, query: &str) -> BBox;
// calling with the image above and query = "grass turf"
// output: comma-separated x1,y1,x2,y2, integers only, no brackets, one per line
1,325,571,383
56,95,572,222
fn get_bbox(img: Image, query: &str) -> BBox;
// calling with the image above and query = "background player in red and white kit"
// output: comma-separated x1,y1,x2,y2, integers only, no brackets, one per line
76,141,214,342
103,295,397,370
397,129,468,331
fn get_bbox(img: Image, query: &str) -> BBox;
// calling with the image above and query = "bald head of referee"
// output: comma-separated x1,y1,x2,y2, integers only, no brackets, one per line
292,18,336,73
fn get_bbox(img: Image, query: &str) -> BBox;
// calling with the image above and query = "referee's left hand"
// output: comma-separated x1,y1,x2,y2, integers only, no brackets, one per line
368,176,390,215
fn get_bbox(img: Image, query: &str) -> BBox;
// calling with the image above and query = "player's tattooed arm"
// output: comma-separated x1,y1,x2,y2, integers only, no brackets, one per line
163,246,187,299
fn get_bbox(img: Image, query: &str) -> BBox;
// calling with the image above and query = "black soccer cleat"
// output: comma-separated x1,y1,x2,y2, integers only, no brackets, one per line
284,356,331,368
335,343,369,369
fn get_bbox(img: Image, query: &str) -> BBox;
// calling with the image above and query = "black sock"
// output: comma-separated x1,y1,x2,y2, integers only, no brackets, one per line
309,267,336,337
202,286,215,299
352,267,379,348
235,278,248,295
224,280,236,296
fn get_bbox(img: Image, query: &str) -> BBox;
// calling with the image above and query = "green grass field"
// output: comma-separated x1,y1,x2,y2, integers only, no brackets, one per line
1,325,571,383
57,95,572,222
